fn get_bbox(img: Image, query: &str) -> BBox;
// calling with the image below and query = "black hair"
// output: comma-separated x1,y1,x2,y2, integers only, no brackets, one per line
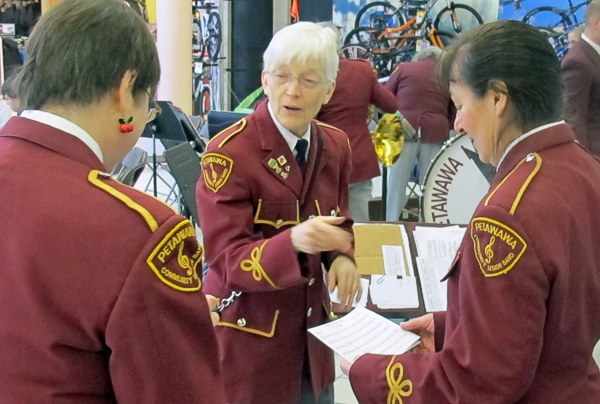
18,0,160,110
439,20,562,131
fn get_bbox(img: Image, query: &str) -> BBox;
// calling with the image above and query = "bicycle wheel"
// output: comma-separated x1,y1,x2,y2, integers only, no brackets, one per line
344,27,377,46
522,6,571,32
354,1,405,29
371,49,403,78
537,27,569,60
341,44,370,59
434,4,483,35
200,87,212,117
205,12,222,62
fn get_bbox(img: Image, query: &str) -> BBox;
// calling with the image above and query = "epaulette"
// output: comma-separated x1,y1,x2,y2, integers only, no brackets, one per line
314,119,344,132
87,169,174,232
89,170,202,292
482,152,542,215
207,118,247,149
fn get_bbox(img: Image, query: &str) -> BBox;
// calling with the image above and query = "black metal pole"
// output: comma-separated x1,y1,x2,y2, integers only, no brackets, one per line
382,165,387,221
152,130,157,197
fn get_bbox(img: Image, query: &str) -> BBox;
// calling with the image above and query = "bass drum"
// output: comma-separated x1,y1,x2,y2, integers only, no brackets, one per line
420,133,495,224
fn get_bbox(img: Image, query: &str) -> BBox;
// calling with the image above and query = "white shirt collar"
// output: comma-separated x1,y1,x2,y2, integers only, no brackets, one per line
581,33,600,57
267,101,311,155
19,110,104,163
496,121,564,169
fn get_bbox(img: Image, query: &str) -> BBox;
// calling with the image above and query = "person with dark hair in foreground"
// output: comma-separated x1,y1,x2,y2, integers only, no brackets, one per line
0,0,224,402
345,20,600,402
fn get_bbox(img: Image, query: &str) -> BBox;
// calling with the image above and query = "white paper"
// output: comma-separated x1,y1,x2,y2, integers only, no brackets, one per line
308,306,420,361
412,226,465,311
400,225,415,276
369,275,419,309
381,245,406,278
416,256,449,312
329,278,370,308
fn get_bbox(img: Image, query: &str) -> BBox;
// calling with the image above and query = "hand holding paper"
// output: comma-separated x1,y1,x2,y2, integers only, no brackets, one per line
308,307,420,362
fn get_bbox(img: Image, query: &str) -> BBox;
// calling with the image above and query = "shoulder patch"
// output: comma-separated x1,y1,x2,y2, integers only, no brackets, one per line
206,118,247,148
484,153,542,215
146,220,202,292
315,120,344,132
470,217,527,277
385,356,413,404
201,152,233,193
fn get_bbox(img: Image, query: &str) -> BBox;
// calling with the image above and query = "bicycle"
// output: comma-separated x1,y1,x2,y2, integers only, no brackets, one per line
522,0,589,32
521,0,590,60
192,0,222,62
353,0,483,36
344,0,480,77
192,54,214,118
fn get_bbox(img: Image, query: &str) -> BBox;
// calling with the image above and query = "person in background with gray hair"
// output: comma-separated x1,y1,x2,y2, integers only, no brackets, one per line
385,46,455,221
316,22,397,222
196,21,362,403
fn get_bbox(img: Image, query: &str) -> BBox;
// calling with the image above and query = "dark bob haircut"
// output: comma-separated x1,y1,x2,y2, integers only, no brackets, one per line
18,0,160,110
439,20,563,132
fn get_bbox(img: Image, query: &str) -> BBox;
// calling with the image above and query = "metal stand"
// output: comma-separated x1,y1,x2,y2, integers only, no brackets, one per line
151,127,158,197
381,165,388,221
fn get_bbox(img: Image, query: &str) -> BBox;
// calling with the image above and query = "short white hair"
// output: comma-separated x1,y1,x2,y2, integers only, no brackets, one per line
411,46,442,62
263,22,339,83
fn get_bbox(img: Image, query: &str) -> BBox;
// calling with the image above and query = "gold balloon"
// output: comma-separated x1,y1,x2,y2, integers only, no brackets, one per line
372,113,405,167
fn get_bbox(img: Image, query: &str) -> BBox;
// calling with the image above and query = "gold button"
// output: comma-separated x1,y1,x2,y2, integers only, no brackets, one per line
276,219,283,225
330,210,336,216
237,318,247,327
525,153,535,162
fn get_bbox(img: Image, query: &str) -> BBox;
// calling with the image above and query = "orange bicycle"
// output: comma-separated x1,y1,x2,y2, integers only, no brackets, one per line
343,0,481,77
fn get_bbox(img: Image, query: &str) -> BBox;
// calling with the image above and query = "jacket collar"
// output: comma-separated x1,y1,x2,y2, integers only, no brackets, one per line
493,123,575,184
0,116,106,172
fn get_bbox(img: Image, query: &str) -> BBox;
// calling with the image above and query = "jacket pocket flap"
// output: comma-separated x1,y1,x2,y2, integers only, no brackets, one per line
217,310,280,338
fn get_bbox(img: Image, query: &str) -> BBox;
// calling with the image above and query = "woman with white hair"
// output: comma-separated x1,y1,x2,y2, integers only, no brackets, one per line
197,22,362,403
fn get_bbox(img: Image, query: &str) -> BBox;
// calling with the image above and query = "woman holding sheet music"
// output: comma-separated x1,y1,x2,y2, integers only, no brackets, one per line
344,20,600,402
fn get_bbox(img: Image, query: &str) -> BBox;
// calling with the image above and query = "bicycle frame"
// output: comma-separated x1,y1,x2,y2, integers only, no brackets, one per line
367,0,473,35
564,0,590,26
372,2,444,51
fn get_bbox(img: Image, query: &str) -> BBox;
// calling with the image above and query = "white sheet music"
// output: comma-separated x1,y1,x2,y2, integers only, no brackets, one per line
308,307,420,362
413,226,465,311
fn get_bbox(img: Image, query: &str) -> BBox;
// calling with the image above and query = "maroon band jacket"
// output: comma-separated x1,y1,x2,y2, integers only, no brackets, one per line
196,101,354,403
386,56,454,144
349,123,600,403
562,38,600,155
317,57,397,183
0,117,224,403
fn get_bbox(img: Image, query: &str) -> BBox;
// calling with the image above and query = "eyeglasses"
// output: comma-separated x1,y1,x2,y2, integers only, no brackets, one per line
266,71,326,90
147,99,161,123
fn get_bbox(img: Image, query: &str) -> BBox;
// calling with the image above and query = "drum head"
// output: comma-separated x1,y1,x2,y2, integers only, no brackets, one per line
420,133,494,224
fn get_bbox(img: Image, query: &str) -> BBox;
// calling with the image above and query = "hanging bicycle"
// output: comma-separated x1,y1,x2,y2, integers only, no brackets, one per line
344,0,475,77
353,0,483,36
521,0,590,59
192,0,222,62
